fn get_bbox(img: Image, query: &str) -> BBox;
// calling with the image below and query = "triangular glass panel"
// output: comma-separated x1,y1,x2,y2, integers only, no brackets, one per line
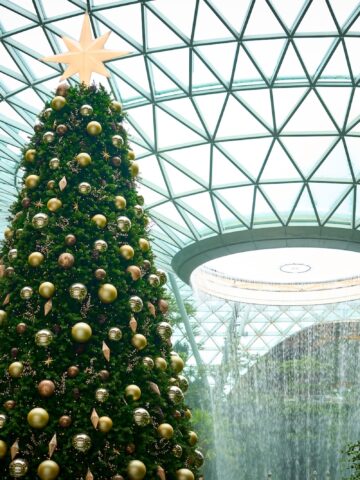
272,87,307,128
345,137,360,180
161,160,204,195
348,122,360,134
150,0,196,39
216,96,268,139
355,185,360,226
325,188,353,227
244,39,286,79
270,0,307,30
152,201,193,233
194,92,227,135
345,38,360,78
212,148,250,187
296,0,337,33
253,189,281,226
194,1,233,41
7,0,36,15
309,182,351,222
235,89,273,127
151,63,183,95
136,183,168,206
282,90,335,133
213,197,244,230
233,47,263,84
311,141,352,181
17,49,55,80
146,8,185,48
112,77,143,102
316,87,352,129
99,3,143,45
112,56,150,96
179,192,217,226
218,137,273,180
177,205,217,235
150,48,189,88
192,53,222,90
0,44,23,75
260,183,303,222
285,185,318,223
136,155,168,193
318,43,350,81
127,104,155,147
329,0,359,28
216,186,255,224
347,88,360,128
281,136,336,177
0,6,35,30
0,73,26,93
210,0,251,33
155,107,204,149
294,37,334,76
197,42,237,85
96,20,135,52
244,0,285,36
161,97,204,134
165,144,211,183
348,15,360,33
260,141,301,181
275,43,307,82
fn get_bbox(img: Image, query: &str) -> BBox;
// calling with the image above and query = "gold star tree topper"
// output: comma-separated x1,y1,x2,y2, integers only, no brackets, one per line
42,13,128,85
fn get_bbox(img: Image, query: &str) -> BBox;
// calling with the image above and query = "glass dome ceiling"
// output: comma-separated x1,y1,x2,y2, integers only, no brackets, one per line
1,0,360,272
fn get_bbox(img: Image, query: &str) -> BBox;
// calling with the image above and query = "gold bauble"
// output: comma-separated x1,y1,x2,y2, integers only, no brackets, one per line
49,157,60,169
76,152,92,167
134,205,144,218
0,439,7,459
171,355,185,374
28,252,44,267
69,283,87,301
0,413,6,428
95,268,107,280
35,329,53,347
125,384,141,401
139,238,150,252
129,296,143,312
98,283,118,303
47,180,55,189
39,281,55,298
27,407,49,429
59,415,72,427
25,174,40,189
115,195,126,209
178,375,189,392
188,431,198,446
9,362,24,378
108,327,122,341
110,100,122,112
43,131,55,143
20,286,33,299
80,104,93,116
37,460,60,480
157,322,172,340
51,95,66,110
168,386,184,404
16,228,23,237
193,449,205,467
47,198,62,212
133,408,150,426
148,274,160,287
58,252,75,269
172,444,183,458
78,182,91,194
25,149,36,162
112,134,123,147
65,234,76,246
43,107,52,119
176,469,195,480
117,216,131,232
4,227,13,240
112,155,121,167
130,161,139,177
119,244,134,260
87,120,102,136
67,366,79,378
127,460,146,480
184,408,192,419
32,213,49,229
72,433,91,452
94,239,108,252
38,380,55,398
143,357,154,369
8,248,17,261
131,334,147,351
34,119,43,132
158,423,174,439
127,265,141,281
95,388,109,403
157,269,168,285
71,322,92,343
5,266,15,277
9,458,28,477
91,214,107,228
0,309,7,327
155,357,167,371
98,416,113,433
128,150,136,160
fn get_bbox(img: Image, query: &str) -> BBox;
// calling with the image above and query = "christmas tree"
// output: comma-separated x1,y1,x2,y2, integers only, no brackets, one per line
0,14,203,480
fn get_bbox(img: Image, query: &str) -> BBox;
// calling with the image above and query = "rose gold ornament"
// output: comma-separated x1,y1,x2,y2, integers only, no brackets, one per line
59,415,72,427
58,252,75,269
67,366,79,378
38,380,55,398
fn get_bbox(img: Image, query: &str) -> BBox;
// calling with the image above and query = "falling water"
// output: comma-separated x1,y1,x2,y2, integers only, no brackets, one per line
211,320,360,479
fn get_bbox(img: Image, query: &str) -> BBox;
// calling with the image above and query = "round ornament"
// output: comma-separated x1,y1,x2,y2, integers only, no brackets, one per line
139,238,150,252
91,214,107,228
59,415,72,427
193,449,205,467
125,385,141,401
5,267,15,277
112,135,123,147
129,296,143,312
51,95,66,110
119,244,134,260
8,249,17,261
133,408,150,427
37,460,60,480
0,413,6,428
56,124,67,136
72,433,91,452
127,460,146,480
4,227,13,240
47,198,62,212
16,228,23,237
171,355,185,374
155,357,167,371
157,322,172,340
58,252,74,269
69,283,87,301
158,423,174,439
159,299,169,313
9,459,28,477
143,260,151,270
25,174,40,189
67,366,79,378
178,375,189,392
148,274,160,287
176,469,194,480
143,357,154,370
134,205,144,218
115,195,126,209
4,400,16,410
127,265,141,281
111,156,121,167
172,444,183,458
87,121,102,136
22,197,31,208
188,431,198,446
131,334,147,351
0,440,7,458
34,120,44,132
98,416,113,433
112,476,124,480
56,82,69,97
38,380,55,398
16,323,27,334
98,283,118,303
32,213,49,229
108,327,122,341
128,150,136,160
27,407,49,429
130,161,139,177
157,269,168,286
39,281,55,298
28,252,44,267
99,370,110,381
110,100,122,112
35,329,54,347
184,409,192,419
117,216,131,232
43,108,52,119
78,182,91,194
25,149,36,162
20,286,33,299
49,157,60,169
80,104,93,116
71,322,92,343
0,310,7,327
95,268,106,280
43,131,55,143
65,234,76,246
76,152,91,167
95,388,109,403
168,386,184,404
47,180,55,190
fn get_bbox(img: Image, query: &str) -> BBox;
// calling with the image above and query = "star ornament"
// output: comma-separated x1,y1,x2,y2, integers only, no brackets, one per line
42,13,129,85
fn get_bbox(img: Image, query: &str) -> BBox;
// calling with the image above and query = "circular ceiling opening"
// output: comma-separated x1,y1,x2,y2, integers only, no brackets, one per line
191,247,360,306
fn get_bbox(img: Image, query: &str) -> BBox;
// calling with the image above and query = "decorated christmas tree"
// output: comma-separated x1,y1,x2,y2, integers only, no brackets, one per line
0,14,203,480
